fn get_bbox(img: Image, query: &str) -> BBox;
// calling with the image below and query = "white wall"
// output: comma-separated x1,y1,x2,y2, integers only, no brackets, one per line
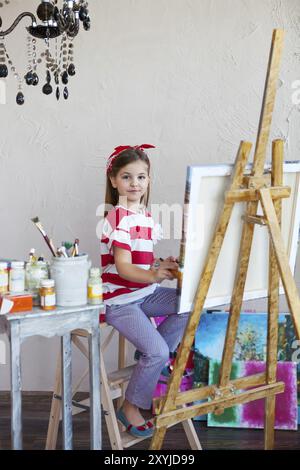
0,0,300,390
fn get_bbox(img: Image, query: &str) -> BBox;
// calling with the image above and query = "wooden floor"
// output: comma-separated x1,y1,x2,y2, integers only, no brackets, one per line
0,392,300,450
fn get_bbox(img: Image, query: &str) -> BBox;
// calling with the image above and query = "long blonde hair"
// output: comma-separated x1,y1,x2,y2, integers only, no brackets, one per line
104,148,151,217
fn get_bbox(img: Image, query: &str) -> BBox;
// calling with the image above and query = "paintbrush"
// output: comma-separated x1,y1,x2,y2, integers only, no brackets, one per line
28,248,36,264
63,241,73,249
75,238,79,256
62,241,73,257
71,238,79,257
31,217,57,257
57,246,68,258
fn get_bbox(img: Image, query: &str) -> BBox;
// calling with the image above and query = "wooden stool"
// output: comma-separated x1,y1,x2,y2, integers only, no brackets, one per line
46,319,201,450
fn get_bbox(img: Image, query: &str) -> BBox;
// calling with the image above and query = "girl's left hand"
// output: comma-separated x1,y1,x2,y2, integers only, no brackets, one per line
165,256,179,263
151,256,179,270
159,257,178,271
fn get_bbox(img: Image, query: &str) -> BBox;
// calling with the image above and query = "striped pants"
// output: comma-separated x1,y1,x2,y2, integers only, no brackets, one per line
105,286,190,409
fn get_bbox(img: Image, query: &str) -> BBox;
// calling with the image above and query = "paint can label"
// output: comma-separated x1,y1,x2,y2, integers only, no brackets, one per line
41,294,56,307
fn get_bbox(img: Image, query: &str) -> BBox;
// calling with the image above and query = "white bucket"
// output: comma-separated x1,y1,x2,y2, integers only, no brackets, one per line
50,254,91,307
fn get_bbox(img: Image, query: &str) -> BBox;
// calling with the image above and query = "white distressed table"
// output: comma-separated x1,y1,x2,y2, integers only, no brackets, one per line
0,304,102,450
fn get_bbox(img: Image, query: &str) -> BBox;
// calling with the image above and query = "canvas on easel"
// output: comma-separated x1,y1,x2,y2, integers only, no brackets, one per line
150,29,300,451
177,162,300,312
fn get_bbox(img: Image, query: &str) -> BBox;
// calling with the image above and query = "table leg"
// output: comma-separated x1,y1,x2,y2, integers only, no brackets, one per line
61,333,73,450
89,321,101,450
10,321,22,450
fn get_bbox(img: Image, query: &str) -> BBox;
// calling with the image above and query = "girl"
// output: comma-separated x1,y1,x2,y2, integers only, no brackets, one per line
101,144,190,438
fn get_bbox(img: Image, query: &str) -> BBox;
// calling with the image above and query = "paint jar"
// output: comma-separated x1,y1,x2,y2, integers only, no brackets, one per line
25,261,49,306
40,279,56,311
87,267,103,305
0,262,9,294
50,254,91,307
9,261,25,293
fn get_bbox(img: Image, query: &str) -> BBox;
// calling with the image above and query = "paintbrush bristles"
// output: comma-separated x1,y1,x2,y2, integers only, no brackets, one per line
32,217,47,235
31,216,57,257
62,241,73,250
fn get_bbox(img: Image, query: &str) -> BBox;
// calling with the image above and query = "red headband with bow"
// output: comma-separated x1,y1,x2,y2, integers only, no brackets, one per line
106,144,155,173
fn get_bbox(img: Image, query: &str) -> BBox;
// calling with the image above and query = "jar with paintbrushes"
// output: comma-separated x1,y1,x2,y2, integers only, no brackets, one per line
30,216,93,307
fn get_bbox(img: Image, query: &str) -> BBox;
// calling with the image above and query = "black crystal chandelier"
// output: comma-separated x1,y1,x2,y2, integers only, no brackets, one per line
0,0,91,104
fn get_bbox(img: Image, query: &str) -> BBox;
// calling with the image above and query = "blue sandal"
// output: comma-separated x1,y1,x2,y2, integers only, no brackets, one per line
116,408,154,438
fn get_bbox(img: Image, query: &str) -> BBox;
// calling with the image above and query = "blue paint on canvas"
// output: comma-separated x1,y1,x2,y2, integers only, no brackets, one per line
193,311,299,423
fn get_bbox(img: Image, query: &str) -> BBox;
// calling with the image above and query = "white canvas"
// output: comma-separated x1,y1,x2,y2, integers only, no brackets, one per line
178,162,300,313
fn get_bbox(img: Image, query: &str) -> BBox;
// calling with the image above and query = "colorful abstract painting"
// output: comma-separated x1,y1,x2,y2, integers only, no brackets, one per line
193,311,300,424
207,360,298,430
152,314,194,403
152,360,194,416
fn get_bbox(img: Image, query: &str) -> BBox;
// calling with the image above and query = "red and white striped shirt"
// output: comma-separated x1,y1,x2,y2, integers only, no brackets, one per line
100,204,163,305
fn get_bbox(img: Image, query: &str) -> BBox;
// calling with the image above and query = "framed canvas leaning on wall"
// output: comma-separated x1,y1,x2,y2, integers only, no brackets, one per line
176,162,300,313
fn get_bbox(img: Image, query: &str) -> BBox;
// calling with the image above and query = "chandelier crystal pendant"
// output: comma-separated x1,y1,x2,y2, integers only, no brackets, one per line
0,0,91,104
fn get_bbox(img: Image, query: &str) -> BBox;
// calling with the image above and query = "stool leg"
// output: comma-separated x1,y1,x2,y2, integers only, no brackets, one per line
100,353,124,449
117,333,126,410
72,332,124,450
46,350,62,450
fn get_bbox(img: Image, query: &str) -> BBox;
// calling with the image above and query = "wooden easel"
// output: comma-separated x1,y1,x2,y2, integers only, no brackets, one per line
150,29,300,450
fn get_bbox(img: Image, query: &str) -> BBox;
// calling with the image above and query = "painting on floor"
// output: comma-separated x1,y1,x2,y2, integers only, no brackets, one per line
208,359,297,430
193,311,300,427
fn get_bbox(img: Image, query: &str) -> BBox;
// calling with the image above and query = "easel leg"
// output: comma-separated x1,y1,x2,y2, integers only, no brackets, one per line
150,141,251,450
252,30,284,175
181,404,202,450
260,188,300,339
219,200,258,387
264,140,283,450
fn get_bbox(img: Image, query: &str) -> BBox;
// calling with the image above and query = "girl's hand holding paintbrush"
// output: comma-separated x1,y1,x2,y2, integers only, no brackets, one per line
162,256,179,264
158,257,179,270
150,265,175,283
162,257,180,279
151,256,179,282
